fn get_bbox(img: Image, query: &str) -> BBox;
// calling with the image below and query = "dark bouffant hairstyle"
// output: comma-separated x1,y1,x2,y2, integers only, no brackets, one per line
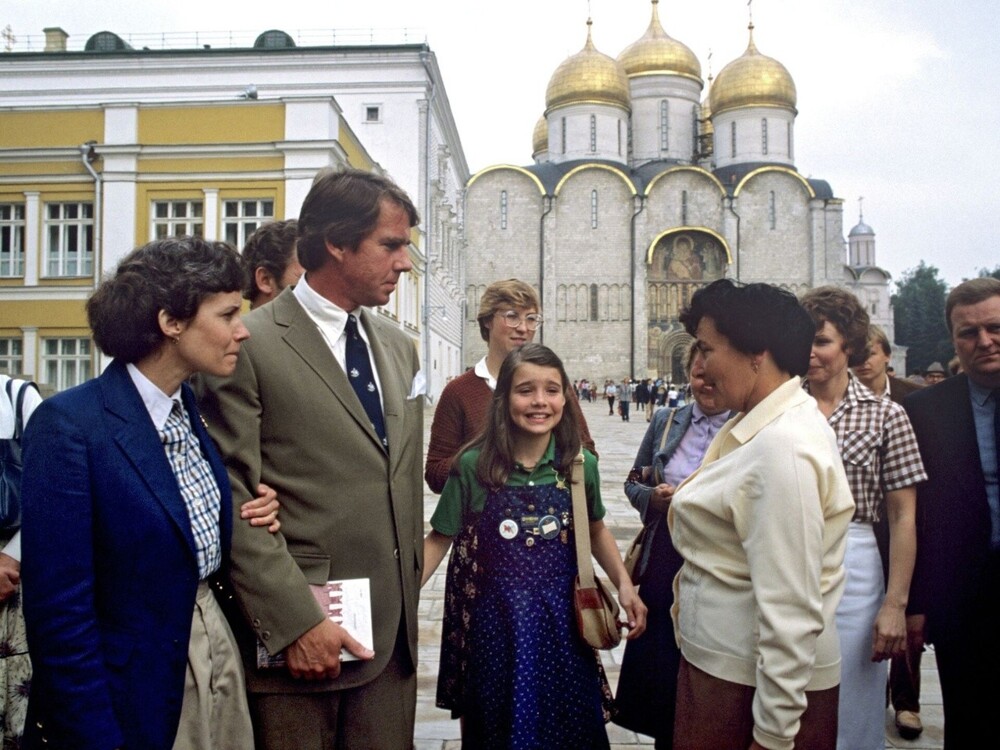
87,237,246,363
297,168,419,271
800,286,871,367
679,279,815,377
472,342,581,490
242,219,298,301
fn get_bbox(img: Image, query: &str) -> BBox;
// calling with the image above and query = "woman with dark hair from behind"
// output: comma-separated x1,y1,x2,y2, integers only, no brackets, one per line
614,340,735,747
800,287,927,750
21,237,280,750
669,279,854,750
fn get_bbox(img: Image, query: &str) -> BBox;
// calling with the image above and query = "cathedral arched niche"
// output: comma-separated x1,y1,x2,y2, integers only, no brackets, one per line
647,327,694,385
645,228,728,380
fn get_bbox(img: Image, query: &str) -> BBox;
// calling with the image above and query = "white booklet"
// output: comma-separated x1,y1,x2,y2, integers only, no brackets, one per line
256,577,374,669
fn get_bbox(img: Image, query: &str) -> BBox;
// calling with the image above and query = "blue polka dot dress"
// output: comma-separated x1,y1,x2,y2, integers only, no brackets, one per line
462,481,610,749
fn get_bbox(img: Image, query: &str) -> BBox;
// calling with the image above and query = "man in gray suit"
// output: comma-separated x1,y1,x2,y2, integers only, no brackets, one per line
199,169,424,748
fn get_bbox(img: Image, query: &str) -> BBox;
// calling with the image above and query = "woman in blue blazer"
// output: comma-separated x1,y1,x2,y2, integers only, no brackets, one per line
614,342,734,747
21,238,276,750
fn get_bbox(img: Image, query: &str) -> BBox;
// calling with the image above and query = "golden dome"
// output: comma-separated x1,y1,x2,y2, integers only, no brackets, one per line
545,19,630,113
532,115,548,155
618,0,701,81
709,25,796,116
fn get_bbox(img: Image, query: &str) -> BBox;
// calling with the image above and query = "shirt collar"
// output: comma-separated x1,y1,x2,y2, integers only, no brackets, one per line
690,402,731,426
474,356,497,390
968,376,996,407
293,273,352,338
126,362,182,431
513,434,557,473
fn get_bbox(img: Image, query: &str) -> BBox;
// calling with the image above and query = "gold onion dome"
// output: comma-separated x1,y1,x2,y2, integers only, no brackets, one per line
709,24,797,116
545,19,630,113
532,115,548,154
618,0,701,81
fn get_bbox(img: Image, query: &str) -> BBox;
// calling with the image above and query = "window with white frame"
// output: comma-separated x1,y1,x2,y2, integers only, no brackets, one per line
0,338,23,376
561,117,567,154
0,204,25,277
151,200,204,239
761,118,769,155
222,199,274,248
660,100,669,151
769,191,777,230
500,190,508,230
45,202,93,277
42,337,92,391
681,190,688,225
365,105,381,123
731,121,737,158
589,115,597,153
590,190,598,229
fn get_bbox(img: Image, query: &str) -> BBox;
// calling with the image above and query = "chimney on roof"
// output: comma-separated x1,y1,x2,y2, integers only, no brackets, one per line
43,27,68,52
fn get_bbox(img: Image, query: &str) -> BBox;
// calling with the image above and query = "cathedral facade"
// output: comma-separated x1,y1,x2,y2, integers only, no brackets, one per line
463,0,895,382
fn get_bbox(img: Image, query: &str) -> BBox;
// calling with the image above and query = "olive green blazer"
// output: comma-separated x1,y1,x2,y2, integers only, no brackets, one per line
197,287,424,693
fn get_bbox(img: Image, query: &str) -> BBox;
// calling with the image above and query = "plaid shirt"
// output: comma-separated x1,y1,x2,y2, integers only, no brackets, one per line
805,373,927,523
160,399,222,579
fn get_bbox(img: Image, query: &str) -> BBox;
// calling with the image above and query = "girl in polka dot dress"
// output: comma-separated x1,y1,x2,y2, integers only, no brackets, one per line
422,343,647,749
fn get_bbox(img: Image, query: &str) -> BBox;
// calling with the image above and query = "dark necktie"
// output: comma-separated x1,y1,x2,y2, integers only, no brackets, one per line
345,314,387,450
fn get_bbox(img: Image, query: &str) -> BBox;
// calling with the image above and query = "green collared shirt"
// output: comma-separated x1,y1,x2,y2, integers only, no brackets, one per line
430,436,604,537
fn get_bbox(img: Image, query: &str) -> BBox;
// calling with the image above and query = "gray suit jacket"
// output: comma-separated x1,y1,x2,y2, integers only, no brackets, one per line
197,287,423,693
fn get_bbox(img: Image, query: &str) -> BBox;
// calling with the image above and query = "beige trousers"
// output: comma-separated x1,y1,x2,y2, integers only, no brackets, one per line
172,581,254,750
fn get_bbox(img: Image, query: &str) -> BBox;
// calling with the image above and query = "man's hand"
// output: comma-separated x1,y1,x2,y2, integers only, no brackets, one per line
648,483,675,515
0,553,20,602
284,618,374,680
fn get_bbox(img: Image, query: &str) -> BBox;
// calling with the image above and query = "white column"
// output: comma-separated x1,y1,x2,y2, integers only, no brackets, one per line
203,189,219,240
20,326,38,383
23,192,40,286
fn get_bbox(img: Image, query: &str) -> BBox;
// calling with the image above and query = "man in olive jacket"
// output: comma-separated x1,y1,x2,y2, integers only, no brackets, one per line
198,169,424,748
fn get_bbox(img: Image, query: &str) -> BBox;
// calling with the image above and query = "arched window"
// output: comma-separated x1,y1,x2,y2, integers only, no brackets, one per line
500,190,508,230
681,190,688,225
590,284,599,321
731,121,737,158
561,117,567,154
590,115,597,153
660,100,669,151
591,190,598,229
761,118,769,155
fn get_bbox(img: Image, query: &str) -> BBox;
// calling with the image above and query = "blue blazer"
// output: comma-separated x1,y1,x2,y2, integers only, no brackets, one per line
21,359,233,750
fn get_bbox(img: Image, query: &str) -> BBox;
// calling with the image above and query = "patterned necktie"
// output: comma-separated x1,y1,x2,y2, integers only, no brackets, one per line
345,314,387,450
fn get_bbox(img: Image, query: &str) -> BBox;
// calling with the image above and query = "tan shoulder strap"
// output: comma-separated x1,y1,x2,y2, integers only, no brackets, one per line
570,451,596,588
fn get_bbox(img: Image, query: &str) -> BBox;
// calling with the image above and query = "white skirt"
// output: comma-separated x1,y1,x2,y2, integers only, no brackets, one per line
835,522,888,750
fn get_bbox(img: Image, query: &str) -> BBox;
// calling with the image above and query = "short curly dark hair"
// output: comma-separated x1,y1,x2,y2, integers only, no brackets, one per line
242,219,298,302
87,237,246,363
679,279,815,377
799,286,871,367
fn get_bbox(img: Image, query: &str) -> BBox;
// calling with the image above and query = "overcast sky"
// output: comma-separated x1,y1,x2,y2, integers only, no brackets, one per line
6,0,998,288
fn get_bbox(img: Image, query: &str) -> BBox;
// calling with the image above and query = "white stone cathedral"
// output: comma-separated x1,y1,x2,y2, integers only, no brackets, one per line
462,0,895,382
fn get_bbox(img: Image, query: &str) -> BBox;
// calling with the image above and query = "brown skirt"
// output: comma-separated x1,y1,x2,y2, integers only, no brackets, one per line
673,656,838,750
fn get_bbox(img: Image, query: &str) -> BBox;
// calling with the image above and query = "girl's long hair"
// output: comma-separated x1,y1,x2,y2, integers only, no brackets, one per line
471,343,581,490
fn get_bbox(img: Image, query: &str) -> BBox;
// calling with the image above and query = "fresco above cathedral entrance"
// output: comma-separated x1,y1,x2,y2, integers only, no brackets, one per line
647,230,728,382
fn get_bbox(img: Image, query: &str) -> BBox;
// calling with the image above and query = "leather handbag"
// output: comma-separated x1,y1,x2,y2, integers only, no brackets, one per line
570,452,623,650
622,408,676,584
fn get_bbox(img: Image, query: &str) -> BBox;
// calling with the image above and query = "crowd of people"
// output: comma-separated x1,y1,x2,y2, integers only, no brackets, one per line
0,165,997,750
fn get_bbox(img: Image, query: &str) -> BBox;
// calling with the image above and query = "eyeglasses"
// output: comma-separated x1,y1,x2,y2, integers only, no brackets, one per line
496,310,543,331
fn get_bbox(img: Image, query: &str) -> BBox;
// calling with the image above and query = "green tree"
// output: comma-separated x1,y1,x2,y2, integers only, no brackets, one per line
978,264,1000,280
891,262,953,375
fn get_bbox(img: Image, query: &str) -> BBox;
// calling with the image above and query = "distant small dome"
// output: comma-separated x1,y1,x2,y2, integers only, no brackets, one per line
849,220,874,237
545,19,630,113
85,31,132,52
710,24,796,116
532,115,548,155
254,30,296,49
618,0,701,82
